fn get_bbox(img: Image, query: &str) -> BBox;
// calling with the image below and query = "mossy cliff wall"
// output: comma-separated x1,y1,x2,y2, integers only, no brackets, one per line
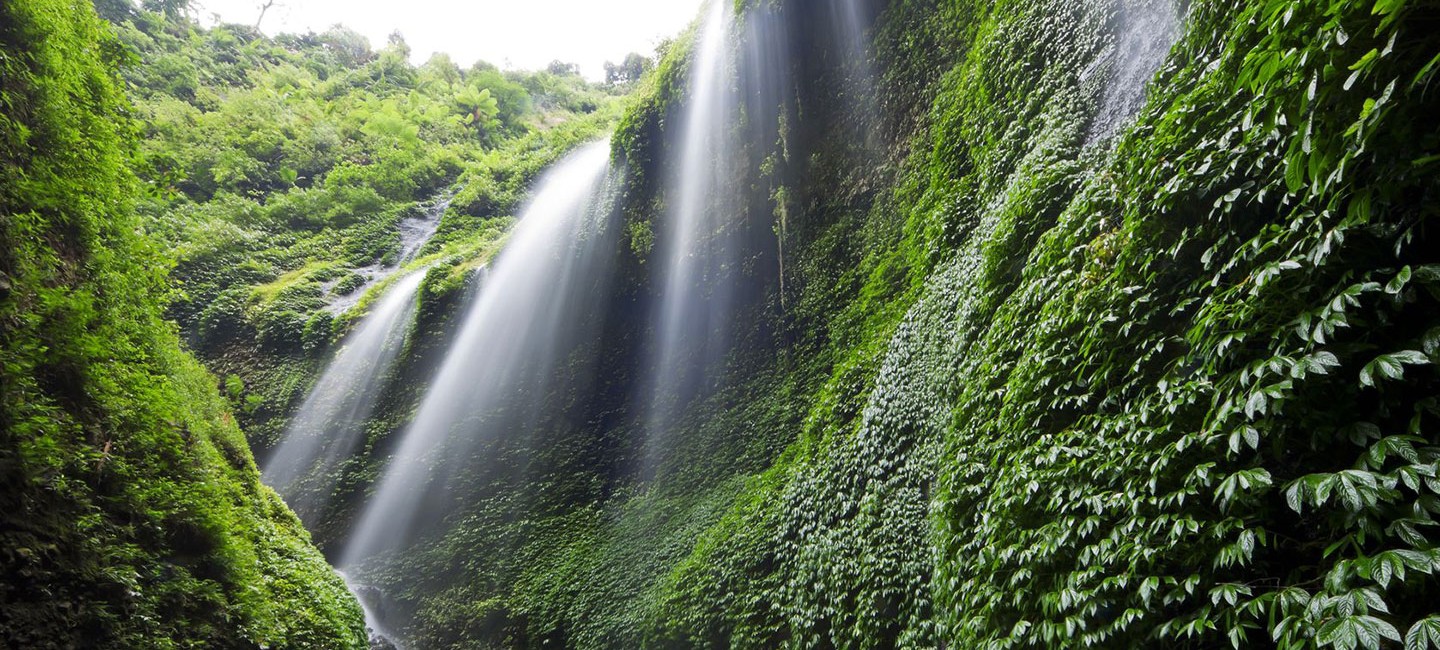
412,0,1439,647
0,0,366,646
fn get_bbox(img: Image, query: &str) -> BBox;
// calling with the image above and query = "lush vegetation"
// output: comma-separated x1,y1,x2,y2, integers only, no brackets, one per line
333,0,1440,647
612,0,1440,647
0,0,365,646
93,2,628,454
6,0,1438,647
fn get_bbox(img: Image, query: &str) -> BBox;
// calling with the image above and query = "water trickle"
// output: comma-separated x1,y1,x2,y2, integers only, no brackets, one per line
829,0,882,143
341,141,615,567
337,571,403,650
1086,0,1181,145
643,0,737,463
326,192,450,316
263,269,426,525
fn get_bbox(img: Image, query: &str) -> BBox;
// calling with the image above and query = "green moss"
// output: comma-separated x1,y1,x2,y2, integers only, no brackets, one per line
0,0,366,646
428,0,1440,647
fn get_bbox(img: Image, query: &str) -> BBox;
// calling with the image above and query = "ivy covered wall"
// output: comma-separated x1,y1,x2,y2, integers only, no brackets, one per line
440,0,1440,647
0,0,366,646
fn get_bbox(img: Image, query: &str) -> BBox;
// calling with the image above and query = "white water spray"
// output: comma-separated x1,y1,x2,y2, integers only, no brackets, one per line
263,269,426,524
342,141,613,566
644,1,736,455
1086,0,1181,144
337,570,404,650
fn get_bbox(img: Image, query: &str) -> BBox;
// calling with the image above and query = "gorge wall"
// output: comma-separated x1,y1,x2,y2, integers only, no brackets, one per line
318,0,1440,647
0,0,366,646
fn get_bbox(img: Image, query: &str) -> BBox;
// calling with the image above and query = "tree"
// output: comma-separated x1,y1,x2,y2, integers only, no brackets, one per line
386,30,410,58
92,0,136,23
603,52,652,85
419,52,462,87
253,0,279,30
452,84,499,135
320,25,372,68
546,60,580,77
361,108,420,147
463,68,530,133
141,0,188,19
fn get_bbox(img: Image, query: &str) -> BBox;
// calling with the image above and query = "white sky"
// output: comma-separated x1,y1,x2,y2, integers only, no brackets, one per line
195,0,705,81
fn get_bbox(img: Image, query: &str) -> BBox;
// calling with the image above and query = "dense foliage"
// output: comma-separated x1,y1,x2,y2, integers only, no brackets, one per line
0,0,365,646
8,0,1437,646
629,0,1440,647
95,3,627,452
340,0,1439,647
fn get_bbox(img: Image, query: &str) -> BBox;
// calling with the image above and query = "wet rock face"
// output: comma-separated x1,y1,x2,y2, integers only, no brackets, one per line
351,583,401,649
352,583,383,608
1084,0,1181,145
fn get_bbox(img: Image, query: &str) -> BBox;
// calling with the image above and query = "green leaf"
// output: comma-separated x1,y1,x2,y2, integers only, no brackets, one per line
1285,482,1304,513
1368,616,1402,642
1391,350,1430,365
1286,149,1308,193
1405,622,1427,650
1246,391,1268,417
1372,0,1407,16
1374,556,1394,588
1296,351,1341,377
1361,351,1427,387
1387,266,1412,294
1406,618,1440,650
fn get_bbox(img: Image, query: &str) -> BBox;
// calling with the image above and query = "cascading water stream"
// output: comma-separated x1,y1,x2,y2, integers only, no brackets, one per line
643,0,736,462
336,570,403,650
262,268,426,525
830,0,882,145
327,192,451,316
313,2,899,640
1085,0,1181,144
639,0,884,474
341,141,614,567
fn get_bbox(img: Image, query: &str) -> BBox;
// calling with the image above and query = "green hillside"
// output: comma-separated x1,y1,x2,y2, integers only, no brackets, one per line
0,0,365,646
4,0,1438,647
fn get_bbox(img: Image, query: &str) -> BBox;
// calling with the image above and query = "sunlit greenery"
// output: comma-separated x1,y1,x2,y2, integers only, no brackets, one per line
0,0,365,646
95,3,627,454
111,6,623,345
4,0,1437,647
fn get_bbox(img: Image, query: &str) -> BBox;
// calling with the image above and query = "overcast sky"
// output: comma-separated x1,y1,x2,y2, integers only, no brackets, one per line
195,0,706,80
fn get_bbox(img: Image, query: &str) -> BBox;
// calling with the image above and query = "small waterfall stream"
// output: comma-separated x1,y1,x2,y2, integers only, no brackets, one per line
830,0,882,146
336,570,402,649
342,141,615,567
326,192,451,316
263,268,426,525
1085,0,1181,144
643,0,737,466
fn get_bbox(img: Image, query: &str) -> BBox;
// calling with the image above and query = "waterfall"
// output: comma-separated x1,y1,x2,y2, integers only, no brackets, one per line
327,192,451,316
643,0,737,465
336,570,404,650
341,141,615,567
262,268,426,525
1085,0,1181,144
830,0,881,144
